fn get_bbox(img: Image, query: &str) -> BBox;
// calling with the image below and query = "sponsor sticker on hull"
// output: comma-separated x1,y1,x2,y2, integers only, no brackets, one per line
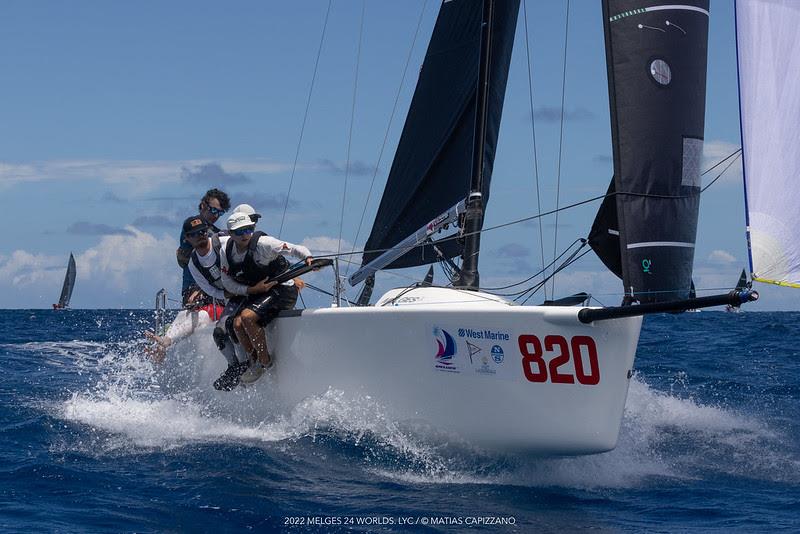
431,325,515,380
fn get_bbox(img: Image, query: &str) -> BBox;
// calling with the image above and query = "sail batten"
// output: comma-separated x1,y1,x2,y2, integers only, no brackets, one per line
735,0,800,288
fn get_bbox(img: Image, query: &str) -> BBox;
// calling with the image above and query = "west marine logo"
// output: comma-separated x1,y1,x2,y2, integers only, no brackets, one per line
433,327,456,366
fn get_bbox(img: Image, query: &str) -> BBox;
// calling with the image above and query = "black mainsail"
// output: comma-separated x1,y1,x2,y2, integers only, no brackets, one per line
589,0,710,303
360,0,519,271
56,253,76,309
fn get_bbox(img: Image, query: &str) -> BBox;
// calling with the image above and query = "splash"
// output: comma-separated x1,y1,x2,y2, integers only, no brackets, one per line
50,332,799,489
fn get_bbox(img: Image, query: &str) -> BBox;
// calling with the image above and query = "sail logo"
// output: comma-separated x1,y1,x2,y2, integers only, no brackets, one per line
433,327,459,372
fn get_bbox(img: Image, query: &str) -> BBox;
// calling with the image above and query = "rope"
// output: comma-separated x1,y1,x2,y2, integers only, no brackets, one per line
551,0,571,298
337,1,366,260
522,0,547,300
345,0,429,278
279,0,332,238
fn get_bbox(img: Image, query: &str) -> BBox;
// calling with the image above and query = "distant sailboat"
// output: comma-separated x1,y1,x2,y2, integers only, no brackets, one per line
52,253,76,310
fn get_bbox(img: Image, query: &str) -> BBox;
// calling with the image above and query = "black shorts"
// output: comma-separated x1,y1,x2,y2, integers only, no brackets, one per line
243,284,298,326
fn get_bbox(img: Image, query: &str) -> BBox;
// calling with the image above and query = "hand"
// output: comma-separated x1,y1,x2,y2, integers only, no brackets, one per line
306,257,321,271
248,279,277,295
293,277,305,290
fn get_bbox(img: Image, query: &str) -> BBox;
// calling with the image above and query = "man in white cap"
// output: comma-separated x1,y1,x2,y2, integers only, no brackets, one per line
220,210,313,385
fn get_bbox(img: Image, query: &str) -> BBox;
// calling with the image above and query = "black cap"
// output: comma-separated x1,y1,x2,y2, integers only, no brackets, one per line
182,215,209,234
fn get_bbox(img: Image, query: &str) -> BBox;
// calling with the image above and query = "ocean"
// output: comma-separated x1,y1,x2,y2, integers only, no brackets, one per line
1,309,798,532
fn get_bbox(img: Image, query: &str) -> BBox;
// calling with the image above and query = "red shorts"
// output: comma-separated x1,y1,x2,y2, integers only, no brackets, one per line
198,303,225,321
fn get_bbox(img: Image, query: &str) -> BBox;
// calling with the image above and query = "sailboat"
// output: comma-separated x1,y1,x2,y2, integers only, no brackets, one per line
155,0,776,456
53,253,76,310
228,0,758,456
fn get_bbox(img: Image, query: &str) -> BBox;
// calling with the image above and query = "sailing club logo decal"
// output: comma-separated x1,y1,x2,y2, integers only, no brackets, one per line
433,327,459,372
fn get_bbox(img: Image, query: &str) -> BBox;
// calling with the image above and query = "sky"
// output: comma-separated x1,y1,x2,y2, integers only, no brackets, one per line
0,0,794,310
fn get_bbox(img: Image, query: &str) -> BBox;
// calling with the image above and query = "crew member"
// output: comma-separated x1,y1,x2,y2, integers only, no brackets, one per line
177,188,230,304
144,288,224,364
220,210,313,385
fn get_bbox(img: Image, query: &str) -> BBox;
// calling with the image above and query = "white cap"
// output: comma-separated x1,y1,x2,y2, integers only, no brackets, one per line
231,203,261,223
227,211,255,231
232,203,255,216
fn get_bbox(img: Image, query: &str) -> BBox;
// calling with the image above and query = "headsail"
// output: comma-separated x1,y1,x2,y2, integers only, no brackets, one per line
360,0,519,270
590,0,710,303
57,253,77,308
735,0,800,288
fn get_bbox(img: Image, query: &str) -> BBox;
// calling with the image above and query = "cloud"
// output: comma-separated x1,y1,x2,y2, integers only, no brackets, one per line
0,228,180,308
496,243,530,258
132,215,180,228
231,192,299,211
532,106,595,123
592,154,612,165
316,159,376,177
0,250,64,287
708,249,737,264
0,158,294,191
301,236,355,257
180,162,251,186
67,222,135,236
101,191,127,203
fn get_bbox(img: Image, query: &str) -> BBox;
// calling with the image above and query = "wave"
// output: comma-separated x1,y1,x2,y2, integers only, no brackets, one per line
52,330,799,489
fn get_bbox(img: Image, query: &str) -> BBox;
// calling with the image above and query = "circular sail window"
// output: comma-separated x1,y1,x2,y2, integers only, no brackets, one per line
649,59,672,86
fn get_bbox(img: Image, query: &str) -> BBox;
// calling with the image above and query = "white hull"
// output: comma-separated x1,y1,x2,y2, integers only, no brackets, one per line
258,287,642,456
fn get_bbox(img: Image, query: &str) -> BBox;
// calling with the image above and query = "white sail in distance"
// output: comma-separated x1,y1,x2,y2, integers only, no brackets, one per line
736,0,800,288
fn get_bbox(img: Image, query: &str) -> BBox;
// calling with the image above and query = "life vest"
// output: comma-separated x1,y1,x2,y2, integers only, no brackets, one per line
190,234,224,291
224,231,289,286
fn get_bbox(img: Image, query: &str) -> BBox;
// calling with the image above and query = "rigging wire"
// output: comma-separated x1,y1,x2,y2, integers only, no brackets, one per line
522,0,547,301
309,148,743,292
521,247,590,304
344,0,429,279
337,1,366,262
278,0,333,238
481,238,585,291
701,148,742,192
550,0,571,298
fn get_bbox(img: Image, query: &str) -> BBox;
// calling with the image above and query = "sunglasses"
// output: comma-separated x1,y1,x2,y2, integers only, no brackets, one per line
203,202,226,217
232,226,255,237
186,229,208,239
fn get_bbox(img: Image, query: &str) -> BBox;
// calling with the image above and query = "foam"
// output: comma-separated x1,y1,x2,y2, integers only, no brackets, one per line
53,333,799,488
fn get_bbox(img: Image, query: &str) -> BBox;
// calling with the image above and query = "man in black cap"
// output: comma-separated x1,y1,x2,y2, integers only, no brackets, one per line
176,189,230,304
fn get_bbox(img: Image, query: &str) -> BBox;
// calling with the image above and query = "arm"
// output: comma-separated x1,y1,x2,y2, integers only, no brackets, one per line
176,231,192,268
259,235,311,262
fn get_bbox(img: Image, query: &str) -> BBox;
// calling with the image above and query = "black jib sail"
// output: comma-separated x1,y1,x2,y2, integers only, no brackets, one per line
57,253,77,308
360,0,519,270
589,0,709,303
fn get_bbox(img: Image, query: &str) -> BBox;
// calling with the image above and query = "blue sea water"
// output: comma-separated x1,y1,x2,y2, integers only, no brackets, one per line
1,309,798,532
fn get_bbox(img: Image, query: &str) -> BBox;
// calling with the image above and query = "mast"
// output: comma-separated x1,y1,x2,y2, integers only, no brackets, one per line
456,0,495,291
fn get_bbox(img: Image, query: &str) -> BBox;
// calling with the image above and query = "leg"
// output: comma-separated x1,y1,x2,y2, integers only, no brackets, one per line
240,308,271,366
232,314,254,355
